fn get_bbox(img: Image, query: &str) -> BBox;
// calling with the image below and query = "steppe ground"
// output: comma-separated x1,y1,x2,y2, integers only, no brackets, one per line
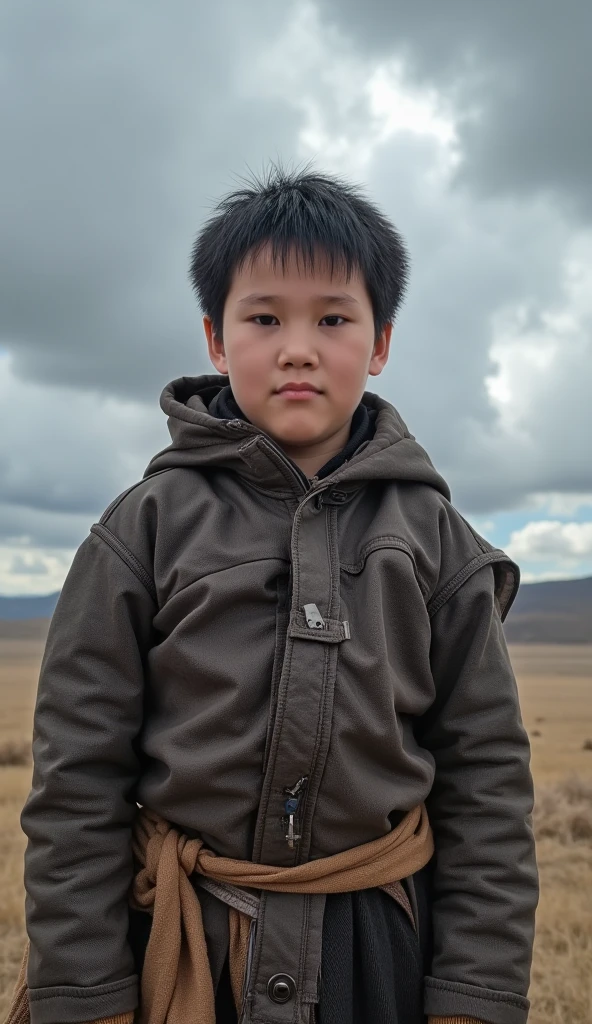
0,633,591,1024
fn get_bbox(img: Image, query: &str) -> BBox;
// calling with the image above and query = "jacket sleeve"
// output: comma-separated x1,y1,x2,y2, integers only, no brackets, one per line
415,563,539,1024
20,529,156,1024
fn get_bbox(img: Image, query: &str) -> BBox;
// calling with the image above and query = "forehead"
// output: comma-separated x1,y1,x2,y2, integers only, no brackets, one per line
226,244,371,306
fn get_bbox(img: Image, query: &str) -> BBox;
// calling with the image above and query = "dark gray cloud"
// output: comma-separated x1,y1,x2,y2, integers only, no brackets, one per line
316,0,592,215
0,0,302,398
364,132,590,513
0,351,167,527
0,501,94,551
0,0,590,589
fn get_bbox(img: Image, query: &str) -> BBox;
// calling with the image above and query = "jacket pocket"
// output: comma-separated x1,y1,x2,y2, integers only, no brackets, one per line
340,535,429,598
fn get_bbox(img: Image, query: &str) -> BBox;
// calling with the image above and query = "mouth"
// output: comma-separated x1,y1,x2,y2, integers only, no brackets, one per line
275,383,322,399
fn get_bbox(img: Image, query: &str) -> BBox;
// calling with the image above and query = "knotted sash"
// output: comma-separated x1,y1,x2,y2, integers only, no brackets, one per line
5,803,433,1024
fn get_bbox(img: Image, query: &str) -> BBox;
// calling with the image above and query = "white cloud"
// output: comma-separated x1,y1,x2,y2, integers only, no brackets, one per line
519,568,591,584
0,545,73,596
247,2,457,181
528,492,592,517
314,0,592,217
506,520,592,564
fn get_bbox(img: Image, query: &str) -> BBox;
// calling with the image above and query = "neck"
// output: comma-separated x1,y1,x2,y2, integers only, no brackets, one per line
280,423,352,479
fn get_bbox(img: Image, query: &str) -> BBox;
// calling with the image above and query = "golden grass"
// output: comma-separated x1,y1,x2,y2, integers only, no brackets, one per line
0,767,29,1015
0,635,591,1022
511,645,592,783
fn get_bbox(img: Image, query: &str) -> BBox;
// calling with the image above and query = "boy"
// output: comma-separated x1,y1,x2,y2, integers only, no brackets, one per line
10,166,538,1024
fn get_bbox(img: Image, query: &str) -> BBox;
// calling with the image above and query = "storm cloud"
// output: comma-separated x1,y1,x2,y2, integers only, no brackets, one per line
1,0,590,591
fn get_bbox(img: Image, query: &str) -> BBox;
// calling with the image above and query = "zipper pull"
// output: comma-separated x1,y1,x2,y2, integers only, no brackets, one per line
284,776,307,797
283,776,308,848
285,811,300,848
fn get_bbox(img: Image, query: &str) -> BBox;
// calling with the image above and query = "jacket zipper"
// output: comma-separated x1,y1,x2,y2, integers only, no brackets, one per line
227,418,322,498
260,435,320,496
229,421,333,858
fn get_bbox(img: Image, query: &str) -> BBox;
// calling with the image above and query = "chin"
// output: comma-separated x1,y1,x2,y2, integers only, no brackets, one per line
268,422,322,445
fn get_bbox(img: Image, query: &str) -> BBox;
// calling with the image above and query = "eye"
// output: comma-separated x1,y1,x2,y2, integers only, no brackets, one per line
252,315,279,326
320,315,347,327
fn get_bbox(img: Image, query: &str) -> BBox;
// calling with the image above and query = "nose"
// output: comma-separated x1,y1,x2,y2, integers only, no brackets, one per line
277,329,320,368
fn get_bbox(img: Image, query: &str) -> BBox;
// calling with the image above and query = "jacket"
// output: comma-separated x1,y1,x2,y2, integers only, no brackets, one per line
20,373,538,1024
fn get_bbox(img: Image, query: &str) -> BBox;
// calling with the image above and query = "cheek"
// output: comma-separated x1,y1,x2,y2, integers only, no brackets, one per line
327,343,369,391
228,336,270,381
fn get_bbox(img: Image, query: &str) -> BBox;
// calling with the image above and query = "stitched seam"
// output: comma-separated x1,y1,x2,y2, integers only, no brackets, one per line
28,978,137,1001
169,557,291,607
249,892,267,998
90,524,157,604
298,636,332,859
100,468,174,525
341,535,429,597
427,551,511,619
250,503,304,859
262,602,290,775
298,508,339,860
340,534,414,569
295,894,309,1023
424,978,528,1007
258,437,305,490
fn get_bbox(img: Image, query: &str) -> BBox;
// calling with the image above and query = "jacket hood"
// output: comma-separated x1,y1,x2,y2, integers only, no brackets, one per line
143,373,451,500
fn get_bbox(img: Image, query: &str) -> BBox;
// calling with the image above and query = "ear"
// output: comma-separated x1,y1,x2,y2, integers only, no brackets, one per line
203,316,228,374
368,322,393,376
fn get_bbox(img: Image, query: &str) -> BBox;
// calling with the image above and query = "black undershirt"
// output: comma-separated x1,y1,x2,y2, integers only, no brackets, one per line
208,383,377,479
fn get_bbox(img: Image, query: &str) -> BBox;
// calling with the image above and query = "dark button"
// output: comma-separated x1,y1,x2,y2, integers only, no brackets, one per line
267,973,296,1003
315,488,350,509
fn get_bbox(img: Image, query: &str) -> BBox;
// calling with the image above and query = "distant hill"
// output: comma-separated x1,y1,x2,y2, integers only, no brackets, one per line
0,592,60,621
504,575,592,644
1,577,591,643
0,617,52,641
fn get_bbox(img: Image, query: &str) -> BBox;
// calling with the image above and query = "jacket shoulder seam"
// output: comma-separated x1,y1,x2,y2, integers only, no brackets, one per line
90,523,157,605
99,468,175,525
427,550,517,621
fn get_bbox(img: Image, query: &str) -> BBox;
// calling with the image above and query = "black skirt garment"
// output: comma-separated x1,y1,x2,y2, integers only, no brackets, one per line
127,860,434,1024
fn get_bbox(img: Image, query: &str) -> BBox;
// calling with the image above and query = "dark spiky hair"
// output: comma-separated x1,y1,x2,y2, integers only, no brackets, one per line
189,160,411,342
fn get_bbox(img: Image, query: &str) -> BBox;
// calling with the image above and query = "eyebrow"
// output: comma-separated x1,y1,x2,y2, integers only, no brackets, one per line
236,292,361,308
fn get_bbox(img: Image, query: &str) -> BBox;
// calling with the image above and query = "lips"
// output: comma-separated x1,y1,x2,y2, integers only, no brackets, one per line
276,383,321,394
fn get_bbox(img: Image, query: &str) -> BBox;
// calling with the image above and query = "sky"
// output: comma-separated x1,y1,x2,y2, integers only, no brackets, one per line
1,0,591,595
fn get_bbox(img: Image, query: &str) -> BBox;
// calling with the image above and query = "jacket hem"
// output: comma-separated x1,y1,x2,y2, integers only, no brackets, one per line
27,975,138,1024
424,977,530,1024
428,1018,488,1024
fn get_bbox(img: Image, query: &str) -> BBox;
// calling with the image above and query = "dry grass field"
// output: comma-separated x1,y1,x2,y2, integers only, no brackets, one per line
0,630,591,1023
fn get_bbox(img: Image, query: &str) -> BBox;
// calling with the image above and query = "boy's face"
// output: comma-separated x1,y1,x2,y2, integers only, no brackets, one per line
204,246,392,475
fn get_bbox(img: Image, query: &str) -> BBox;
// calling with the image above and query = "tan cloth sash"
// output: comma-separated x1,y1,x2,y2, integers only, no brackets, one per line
5,802,433,1024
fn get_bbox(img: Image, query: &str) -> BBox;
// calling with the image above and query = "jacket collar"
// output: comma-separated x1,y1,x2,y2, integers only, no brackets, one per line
208,382,377,482
143,373,451,502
